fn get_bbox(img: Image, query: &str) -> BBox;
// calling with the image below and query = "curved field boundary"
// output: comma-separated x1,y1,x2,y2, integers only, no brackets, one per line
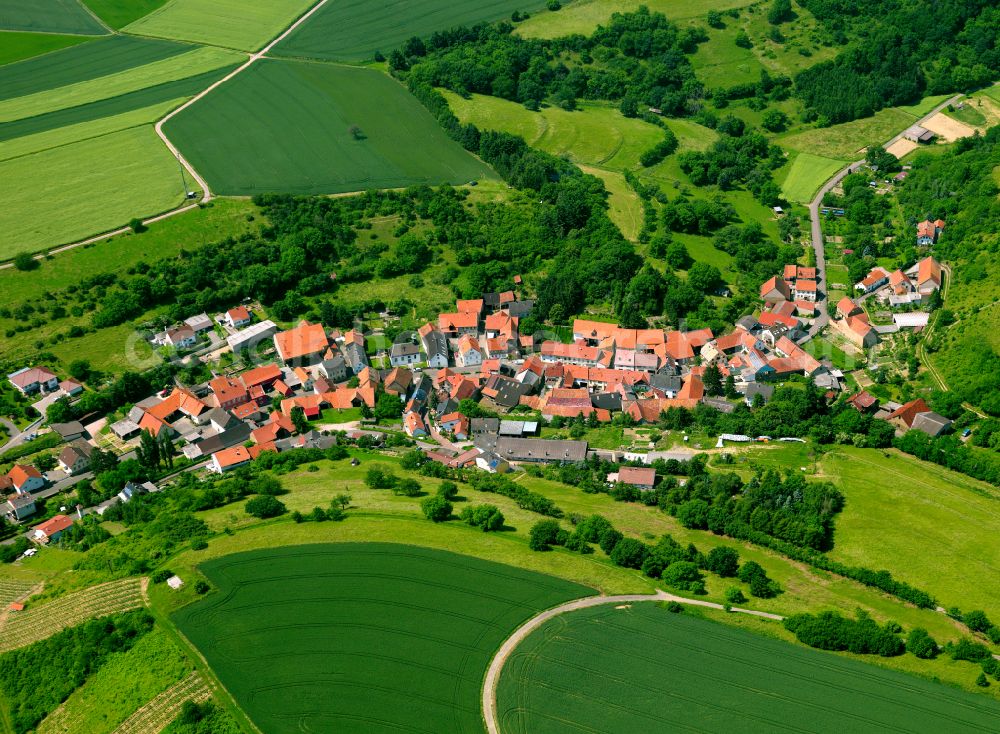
111,671,210,734
0,577,145,653
481,590,782,734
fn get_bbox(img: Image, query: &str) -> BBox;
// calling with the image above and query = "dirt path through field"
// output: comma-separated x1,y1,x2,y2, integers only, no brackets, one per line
481,590,783,734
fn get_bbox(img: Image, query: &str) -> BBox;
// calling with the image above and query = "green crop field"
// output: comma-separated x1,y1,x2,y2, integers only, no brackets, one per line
498,604,1000,733
823,447,1000,619
36,627,190,734
780,152,848,203
275,0,549,62
173,544,592,734
166,60,493,196
81,0,167,29
124,0,313,52
0,32,92,67
516,0,753,39
0,125,189,255
0,0,107,35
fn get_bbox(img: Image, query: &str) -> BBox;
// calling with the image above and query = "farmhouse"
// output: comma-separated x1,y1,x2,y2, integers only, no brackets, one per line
760,276,792,304
8,366,59,395
837,297,862,319
855,267,891,293
613,466,656,491
495,437,588,464
274,321,329,365
911,256,942,294
210,375,248,410
903,125,935,144
916,219,945,246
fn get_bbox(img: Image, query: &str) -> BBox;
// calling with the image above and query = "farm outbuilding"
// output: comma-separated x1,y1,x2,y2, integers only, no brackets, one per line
902,125,935,143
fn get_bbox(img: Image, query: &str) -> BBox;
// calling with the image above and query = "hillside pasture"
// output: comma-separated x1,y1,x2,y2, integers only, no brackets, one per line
173,544,591,734
275,0,550,62
780,151,848,203
498,604,1000,733
516,0,753,39
124,0,314,52
0,32,92,67
823,447,1000,619
165,60,493,196
690,21,764,89
0,0,107,34
81,0,167,29
0,125,190,255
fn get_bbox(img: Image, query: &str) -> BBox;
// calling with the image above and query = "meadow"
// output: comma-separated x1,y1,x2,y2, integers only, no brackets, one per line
166,60,493,195
823,447,1000,619
0,32,91,67
780,151,848,203
173,543,591,734
275,0,549,62
124,0,314,52
497,604,1000,733
516,0,753,39
0,0,107,34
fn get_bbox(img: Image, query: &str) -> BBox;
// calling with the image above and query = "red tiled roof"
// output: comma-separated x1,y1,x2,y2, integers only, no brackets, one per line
888,398,931,428
8,465,41,488
618,466,656,486
227,305,250,322
213,445,251,469
274,322,329,362
241,363,282,389
35,514,72,537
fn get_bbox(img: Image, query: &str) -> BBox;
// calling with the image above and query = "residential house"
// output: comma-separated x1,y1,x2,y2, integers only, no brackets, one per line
390,342,422,367
383,368,413,397
318,353,348,382
240,363,283,392
209,445,252,473
403,412,428,438
471,417,500,435
744,383,774,406
888,270,914,295
209,375,248,410
455,335,483,368
793,279,818,302
226,306,252,329
5,494,36,522
164,326,196,349
613,466,656,491
887,398,932,431
438,412,469,439
916,219,944,246
846,391,879,414
57,441,93,475
7,465,44,493
475,452,510,474
340,330,369,374
118,481,153,503
855,267,891,293
438,312,479,338
59,380,83,397
838,313,879,348
836,297,862,319
8,367,58,395
274,321,329,365
32,514,73,544
419,324,449,369
913,256,942,294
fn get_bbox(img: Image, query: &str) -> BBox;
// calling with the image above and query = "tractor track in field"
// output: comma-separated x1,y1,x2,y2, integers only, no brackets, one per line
481,590,783,734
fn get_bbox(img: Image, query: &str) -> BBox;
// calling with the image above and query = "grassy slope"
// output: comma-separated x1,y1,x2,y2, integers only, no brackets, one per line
0,32,92,67
274,0,549,62
166,60,493,196
0,0,107,34
172,543,591,734
36,627,190,734
81,0,168,29
823,447,1000,619
498,604,1000,733
0,126,189,256
124,0,314,52
780,151,848,203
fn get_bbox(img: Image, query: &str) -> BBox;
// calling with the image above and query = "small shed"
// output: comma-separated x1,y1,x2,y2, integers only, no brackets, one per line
167,575,184,590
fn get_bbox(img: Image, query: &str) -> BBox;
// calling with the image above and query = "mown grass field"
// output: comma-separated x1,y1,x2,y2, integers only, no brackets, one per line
275,0,549,62
173,544,591,734
780,151,848,203
81,0,167,29
516,0,753,39
0,125,191,255
124,0,313,51
823,447,1000,619
0,0,107,34
36,627,190,734
167,60,493,196
0,32,92,66
498,604,1000,733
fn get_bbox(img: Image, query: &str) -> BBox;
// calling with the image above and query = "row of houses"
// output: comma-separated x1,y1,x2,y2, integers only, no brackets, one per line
846,392,953,437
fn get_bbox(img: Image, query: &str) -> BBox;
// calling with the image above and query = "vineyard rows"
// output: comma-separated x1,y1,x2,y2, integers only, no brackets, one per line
0,578,145,653
0,579,37,608
111,672,211,734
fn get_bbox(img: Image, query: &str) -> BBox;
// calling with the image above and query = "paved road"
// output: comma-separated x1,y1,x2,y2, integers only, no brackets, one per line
801,94,961,344
0,417,43,454
481,590,783,734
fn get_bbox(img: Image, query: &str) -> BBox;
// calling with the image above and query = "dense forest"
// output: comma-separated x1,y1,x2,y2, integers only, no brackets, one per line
795,0,1000,122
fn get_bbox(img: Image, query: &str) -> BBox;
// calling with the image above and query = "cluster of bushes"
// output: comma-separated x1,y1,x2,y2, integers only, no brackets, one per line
466,472,562,517
784,610,904,657
0,611,154,733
